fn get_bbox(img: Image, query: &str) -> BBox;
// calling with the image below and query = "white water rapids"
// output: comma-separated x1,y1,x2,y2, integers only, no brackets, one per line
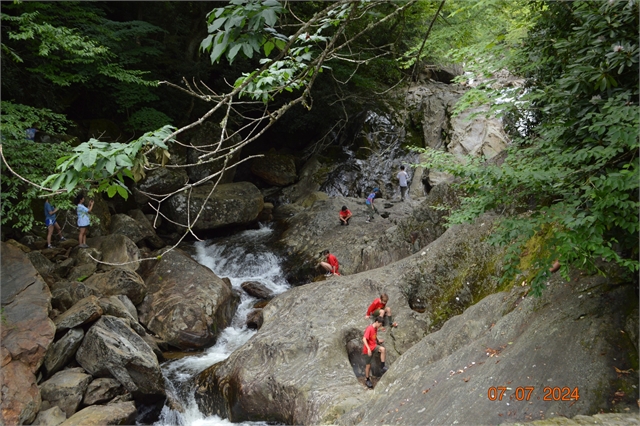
154,225,290,426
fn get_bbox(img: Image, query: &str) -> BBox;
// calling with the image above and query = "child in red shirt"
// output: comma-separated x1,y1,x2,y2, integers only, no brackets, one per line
319,249,340,276
362,316,387,388
339,205,352,226
365,293,397,329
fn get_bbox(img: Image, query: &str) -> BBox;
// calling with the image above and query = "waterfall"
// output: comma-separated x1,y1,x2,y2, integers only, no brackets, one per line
154,224,290,425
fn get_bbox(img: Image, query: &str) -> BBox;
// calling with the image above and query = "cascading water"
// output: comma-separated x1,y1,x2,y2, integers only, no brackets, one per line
154,224,290,426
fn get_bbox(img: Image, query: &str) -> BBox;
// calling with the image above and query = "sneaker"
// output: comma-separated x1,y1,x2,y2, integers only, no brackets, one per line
60,236,66,241
381,366,389,374
392,322,398,328
79,243,89,248
366,220,371,223
47,244,54,249
365,378,373,388
325,272,332,277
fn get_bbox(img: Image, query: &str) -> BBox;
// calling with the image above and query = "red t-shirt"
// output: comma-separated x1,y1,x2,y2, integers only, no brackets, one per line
327,253,339,273
339,209,351,218
362,324,378,354
366,298,386,316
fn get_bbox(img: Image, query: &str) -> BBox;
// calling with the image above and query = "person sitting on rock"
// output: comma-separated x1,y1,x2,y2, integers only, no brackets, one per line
339,205,352,226
365,293,397,330
318,249,340,277
362,316,388,388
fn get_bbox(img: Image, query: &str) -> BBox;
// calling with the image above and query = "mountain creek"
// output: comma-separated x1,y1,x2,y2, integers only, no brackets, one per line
1,81,638,426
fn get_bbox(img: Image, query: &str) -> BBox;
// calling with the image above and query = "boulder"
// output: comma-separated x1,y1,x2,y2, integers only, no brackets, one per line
74,246,101,266
241,281,274,299
53,295,103,332
347,269,639,425
32,406,66,426
87,234,140,272
128,209,166,249
133,166,189,206
448,104,509,160
109,213,166,249
52,258,75,279
97,296,146,335
115,295,138,322
59,401,136,426
138,249,239,350
43,328,85,378
76,315,165,397
66,262,97,283
250,151,297,186
50,281,100,313
39,367,92,418
186,121,242,184
245,309,263,330
27,250,55,276
279,155,326,204
163,182,264,231
1,242,56,425
82,377,125,405
83,268,147,305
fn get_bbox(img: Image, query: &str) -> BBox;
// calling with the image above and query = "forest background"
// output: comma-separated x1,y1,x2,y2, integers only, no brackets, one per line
1,0,637,294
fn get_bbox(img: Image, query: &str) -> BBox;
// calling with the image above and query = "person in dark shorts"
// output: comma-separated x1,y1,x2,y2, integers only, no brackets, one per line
318,249,340,277
365,293,398,330
362,316,388,388
339,205,352,226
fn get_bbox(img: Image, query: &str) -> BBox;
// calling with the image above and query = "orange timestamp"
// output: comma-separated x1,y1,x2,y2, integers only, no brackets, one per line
487,386,580,401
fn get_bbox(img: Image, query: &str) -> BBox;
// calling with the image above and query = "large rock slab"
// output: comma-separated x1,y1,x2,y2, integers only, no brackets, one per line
448,104,509,160
53,295,103,332
33,406,66,426
162,182,264,231
250,151,297,186
82,377,125,405
83,268,147,305
185,120,242,184
1,242,56,425
110,212,166,249
345,268,638,425
43,328,85,378
59,401,136,426
138,249,239,350
76,315,165,397
39,367,92,418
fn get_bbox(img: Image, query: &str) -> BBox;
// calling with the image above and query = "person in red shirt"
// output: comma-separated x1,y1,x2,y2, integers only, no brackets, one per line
365,293,397,330
319,249,340,277
362,316,387,388
339,205,352,226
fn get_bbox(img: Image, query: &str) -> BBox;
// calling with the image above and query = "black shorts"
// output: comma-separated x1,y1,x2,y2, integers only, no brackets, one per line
364,345,382,364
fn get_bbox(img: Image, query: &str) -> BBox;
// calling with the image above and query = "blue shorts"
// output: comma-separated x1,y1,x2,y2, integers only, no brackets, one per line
45,218,56,227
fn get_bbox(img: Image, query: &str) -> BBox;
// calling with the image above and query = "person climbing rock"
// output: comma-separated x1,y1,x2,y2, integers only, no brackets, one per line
44,197,66,248
397,165,409,201
365,188,380,223
365,293,397,330
318,249,340,276
362,316,387,388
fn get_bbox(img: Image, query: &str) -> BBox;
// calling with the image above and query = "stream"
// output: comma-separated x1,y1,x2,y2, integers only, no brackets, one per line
154,224,290,425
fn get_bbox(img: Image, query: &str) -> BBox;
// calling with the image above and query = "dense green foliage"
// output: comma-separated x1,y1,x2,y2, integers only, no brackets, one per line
419,0,639,293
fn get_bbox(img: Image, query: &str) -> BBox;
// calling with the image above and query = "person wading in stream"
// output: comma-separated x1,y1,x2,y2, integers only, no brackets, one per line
318,249,340,277
365,293,398,331
362,316,387,388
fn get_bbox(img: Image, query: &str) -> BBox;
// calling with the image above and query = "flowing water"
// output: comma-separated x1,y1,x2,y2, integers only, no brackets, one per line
154,224,290,426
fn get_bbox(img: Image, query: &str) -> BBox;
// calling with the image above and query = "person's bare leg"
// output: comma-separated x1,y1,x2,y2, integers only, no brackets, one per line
379,346,386,362
54,222,63,239
365,364,371,378
319,262,332,273
47,225,54,246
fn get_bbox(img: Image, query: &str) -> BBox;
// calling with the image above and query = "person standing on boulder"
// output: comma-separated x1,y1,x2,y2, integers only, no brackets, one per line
339,205,352,226
318,249,340,277
365,188,380,223
366,293,398,331
75,193,94,248
362,316,388,388
44,197,66,249
397,165,409,201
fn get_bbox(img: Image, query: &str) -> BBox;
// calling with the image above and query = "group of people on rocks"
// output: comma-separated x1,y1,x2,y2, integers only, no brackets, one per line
43,192,94,249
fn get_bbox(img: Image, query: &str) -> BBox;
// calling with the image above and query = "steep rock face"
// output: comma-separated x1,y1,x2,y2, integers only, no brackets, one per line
250,151,297,186
138,249,239,350
343,269,639,425
276,183,458,279
448,104,509,160
194,217,503,424
75,315,165,397
1,242,56,425
163,182,264,231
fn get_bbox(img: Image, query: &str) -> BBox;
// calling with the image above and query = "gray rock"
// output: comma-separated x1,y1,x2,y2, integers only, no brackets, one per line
52,258,75,279
59,401,136,426
163,182,264,231
133,166,189,206
82,377,125,405
32,406,66,426
97,296,146,335
1,243,56,425
138,248,239,350
50,281,100,313
87,234,140,272
83,268,147,305
43,328,85,378
73,247,101,266
186,121,242,184
39,367,92,418
115,295,138,322
76,315,165,397
128,209,166,249
27,251,55,277
54,295,103,332
66,262,96,283
250,151,297,186
241,281,274,299
245,309,263,330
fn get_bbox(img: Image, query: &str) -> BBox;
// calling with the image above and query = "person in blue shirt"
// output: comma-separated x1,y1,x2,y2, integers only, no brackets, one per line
365,188,380,223
74,193,94,248
44,198,65,249
26,125,38,141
